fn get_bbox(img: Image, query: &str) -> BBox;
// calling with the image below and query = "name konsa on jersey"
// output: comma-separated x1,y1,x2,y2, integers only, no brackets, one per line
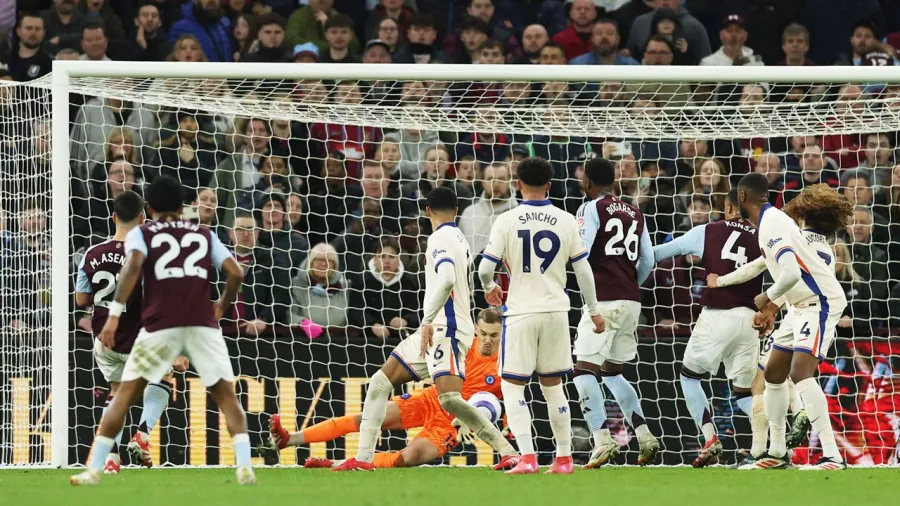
726,220,756,234
147,220,202,233
89,251,126,270
605,202,636,218
519,212,558,226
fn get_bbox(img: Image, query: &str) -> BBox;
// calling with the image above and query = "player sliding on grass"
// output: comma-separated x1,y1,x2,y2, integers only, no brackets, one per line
267,308,505,468
333,187,520,471
720,177,849,470
710,184,854,468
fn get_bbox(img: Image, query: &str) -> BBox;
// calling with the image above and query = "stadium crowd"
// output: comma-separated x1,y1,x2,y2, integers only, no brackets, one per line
1,0,899,463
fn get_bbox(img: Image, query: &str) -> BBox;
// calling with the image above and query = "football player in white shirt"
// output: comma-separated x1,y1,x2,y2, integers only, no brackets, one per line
335,187,520,472
710,184,854,468
732,175,849,470
478,157,604,475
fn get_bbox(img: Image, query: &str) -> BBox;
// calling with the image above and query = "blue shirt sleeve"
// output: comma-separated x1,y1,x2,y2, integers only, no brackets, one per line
210,230,233,270
75,254,91,294
577,200,601,253
636,218,655,286
652,224,706,264
124,227,147,257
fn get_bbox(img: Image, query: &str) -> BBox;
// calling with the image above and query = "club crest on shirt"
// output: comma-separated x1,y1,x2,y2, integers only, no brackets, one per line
485,375,495,385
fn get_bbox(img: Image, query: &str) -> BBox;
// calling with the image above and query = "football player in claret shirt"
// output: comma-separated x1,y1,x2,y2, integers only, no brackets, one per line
71,176,255,486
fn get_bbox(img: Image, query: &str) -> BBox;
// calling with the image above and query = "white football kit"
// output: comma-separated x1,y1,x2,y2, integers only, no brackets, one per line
757,204,847,361
392,222,475,380
481,200,589,379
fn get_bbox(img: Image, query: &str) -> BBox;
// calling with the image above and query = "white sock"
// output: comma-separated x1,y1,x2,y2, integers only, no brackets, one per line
101,397,125,454
764,381,789,457
788,379,804,414
750,394,769,458
438,392,517,456
795,377,842,462
573,372,611,445
735,395,753,417
602,373,649,438
232,433,251,467
501,380,534,455
540,383,572,458
679,374,714,442
356,370,394,463
139,382,171,434
89,435,115,472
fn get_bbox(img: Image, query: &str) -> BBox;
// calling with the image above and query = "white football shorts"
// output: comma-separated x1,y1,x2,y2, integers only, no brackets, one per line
93,338,130,384
121,326,234,387
574,300,642,366
392,325,472,381
683,307,759,389
500,311,572,380
759,305,842,369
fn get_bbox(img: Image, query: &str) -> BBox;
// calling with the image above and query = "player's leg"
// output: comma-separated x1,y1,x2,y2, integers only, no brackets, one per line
746,368,768,462
127,375,173,469
785,378,811,448
538,375,574,474
601,361,658,465
500,314,539,473
530,312,574,474
756,347,792,468
678,311,724,457
92,340,129,473
573,307,617,468
100,382,128,473
207,378,254,481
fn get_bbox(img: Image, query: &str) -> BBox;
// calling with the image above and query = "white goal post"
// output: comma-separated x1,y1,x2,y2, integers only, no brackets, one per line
5,61,900,468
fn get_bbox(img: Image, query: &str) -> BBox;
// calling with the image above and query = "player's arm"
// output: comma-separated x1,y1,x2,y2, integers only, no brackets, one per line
711,256,766,288
652,224,705,265
759,239,802,309
635,219,655,285
74,258,92,307
211,232,245,320
477,218,506,304
422,261,455,325
568,216,604,332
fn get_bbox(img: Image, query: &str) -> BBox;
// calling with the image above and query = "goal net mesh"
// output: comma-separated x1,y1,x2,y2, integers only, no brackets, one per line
3,73,899,467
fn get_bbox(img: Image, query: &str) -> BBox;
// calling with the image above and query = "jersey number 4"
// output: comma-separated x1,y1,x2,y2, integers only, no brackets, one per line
152,232,209,280
721,231,748,267
605,218,639,261
517,230,560,273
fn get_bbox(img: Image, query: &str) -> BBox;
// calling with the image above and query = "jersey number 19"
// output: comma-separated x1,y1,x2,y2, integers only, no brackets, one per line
517,230,560,273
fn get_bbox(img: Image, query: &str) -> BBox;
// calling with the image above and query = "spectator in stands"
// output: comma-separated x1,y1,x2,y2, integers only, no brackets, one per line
290,242,351,330
285,191,304,231
269,112,312,189
831,239,878,336
779,144,841,206
649,7,691,65
701,14,757,67
168,33,207,61
538,41,567,65
754,152,785,205
626,0,709,64
847,206,890,306
848,19,899,66
858,132,896,189
633,35,692,109
372,18,401,57
383,128,440,182
231,13,253,60
823,85,866,170
456,119,512,167
287,3,362,55
194,186,228,244
236,154,295,210
402,144,475,212
348,238,421,339
669,138,707,188
132,1,170,61
782,135,818,171
527,113,590,206
80,23,110,61
362,38,392,64
228,211,292,330
678,158,729,218
778,23,815,66
85,126,137,183
443,16,489,64
2,200,50,329
374,139,401,179
569,18,638,65
168,0,234,62
310,82,381,177
256,192,309,275
842,169,890,244
41,0,86,51
292,42,320,63
319,14,361,63
306,152,361,246
459,162,516,254
453,0,521,61
516,23,549,64
0,12,52,81
242,13,290,62
393,12,440,64
551,0,596,61
352,158,410,234
82,157,138,241
613,152,645,207
675,194,712,235
80,0,125,41
333,195,385,275
364,0,413,47
156,110,218,203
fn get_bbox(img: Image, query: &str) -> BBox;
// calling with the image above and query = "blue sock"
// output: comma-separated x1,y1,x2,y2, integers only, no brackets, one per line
602,373,647,432
679,374,710,428
232,433,251,467
89,436,115,472
102,396,125,453
139,382,171,434
573,372,607,433
735,394,753,417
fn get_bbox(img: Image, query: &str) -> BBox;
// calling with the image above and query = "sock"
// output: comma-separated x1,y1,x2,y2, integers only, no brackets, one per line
540,383,572,458
356,370,394,463
764,381,790,457
501,380,534,455
102,396,125,455
139,382,171,434
603,373,649,438
88,435,115,472
795,377,842,462
573,371,612,446
735,392,753,417
232,433,251,467
680,374,714,442
373,451,406,468
750,394,769,458
438,391,517,457
302,415,360,444
788,379,804,414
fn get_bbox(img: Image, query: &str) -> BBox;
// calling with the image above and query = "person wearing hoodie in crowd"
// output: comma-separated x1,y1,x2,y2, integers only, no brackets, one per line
459,162,517,255
168,0,233,62
348,238,421,339
648,7,692,65
290,242,351,329
256,192,309,278
241,13,291,62
626,0,709,64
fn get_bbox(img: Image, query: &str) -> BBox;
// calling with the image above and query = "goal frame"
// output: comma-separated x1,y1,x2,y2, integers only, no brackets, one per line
47,60,900,468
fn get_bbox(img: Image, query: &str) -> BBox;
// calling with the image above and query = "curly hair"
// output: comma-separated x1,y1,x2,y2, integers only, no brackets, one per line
782,183,853,236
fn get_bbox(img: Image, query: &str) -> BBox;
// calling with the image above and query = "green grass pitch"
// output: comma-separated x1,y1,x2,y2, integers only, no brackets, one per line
1,467,895,506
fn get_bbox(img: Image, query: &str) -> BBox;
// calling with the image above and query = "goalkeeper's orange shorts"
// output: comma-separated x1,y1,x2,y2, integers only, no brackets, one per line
392,388,458,457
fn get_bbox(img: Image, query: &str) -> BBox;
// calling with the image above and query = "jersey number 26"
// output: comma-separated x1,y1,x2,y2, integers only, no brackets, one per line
605,218,639,261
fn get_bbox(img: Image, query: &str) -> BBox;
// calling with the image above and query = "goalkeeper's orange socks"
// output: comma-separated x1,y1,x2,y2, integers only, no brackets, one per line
302,415,360,443
373,451,406,468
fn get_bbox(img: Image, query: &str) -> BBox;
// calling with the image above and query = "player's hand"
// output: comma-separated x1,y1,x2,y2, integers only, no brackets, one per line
77,316,92,332
389,317,408,330
372,323,390,339
706,273,719,288
838,315,852,328
752,311,775,337
590,313,606,334
452,418,476,445
753,292,771,311
240,319,268,335
485,285,503,306
214,301,228,321
172,356,190,373
419,323,434,358
99,317,119,349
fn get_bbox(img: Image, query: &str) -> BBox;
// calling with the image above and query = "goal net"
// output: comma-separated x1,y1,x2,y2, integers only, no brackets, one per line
3,62,900,467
